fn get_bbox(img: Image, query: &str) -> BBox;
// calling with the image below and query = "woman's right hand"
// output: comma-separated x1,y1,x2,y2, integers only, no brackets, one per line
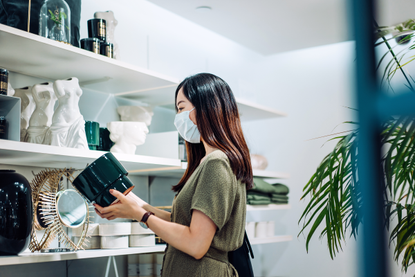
126,191,148,208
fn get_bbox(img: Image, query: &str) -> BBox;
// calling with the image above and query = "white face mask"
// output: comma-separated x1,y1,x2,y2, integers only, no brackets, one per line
174,107,201,144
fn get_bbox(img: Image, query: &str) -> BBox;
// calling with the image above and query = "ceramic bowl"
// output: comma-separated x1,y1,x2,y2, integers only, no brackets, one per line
72,152,133,206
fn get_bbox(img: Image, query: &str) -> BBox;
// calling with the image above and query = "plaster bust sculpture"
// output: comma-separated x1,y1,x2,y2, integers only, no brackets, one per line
107,121,149,155
13,86,35,142
94,10,119,59
117,106,153,126
7,83,15,96
27,82,57,144
44,77,88,149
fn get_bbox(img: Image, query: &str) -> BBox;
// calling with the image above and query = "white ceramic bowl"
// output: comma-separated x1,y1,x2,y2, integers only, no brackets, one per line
129,234,155,247
99,223,132,236
101,235,129,249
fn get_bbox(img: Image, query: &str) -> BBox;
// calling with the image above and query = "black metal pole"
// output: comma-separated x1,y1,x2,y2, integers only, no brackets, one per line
350,0,389,276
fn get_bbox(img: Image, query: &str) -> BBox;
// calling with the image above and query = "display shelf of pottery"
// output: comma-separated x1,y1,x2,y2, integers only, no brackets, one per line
0,24,179,100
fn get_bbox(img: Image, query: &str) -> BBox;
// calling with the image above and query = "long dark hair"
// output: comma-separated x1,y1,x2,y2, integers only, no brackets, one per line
172,73,253,192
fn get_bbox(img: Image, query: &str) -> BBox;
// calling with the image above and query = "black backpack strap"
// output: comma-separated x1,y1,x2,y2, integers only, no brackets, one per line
244,231,254,259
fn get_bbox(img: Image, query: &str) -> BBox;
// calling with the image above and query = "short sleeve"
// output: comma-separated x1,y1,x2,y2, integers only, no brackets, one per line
191,158,236,231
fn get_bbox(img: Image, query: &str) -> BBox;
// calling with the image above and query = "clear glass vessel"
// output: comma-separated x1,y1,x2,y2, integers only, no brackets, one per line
39,0,71,44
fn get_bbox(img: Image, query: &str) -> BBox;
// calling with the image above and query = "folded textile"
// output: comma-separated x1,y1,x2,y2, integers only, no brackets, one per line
271,199,289,204
247,193,270,202
271,195,289,201
251,178,290,196
251,178,278,194
271,183,290,195
247,199,271,205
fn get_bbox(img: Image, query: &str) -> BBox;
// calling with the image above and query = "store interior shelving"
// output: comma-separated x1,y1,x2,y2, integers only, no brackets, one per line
249,235,292,245
0,245,166,266
0,23,291,269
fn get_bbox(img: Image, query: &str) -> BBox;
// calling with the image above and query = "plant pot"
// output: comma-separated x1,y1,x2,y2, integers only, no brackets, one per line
72,152,134,207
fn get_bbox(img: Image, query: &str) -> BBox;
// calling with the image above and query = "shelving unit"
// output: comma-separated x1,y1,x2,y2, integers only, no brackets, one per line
246,204,291,211
0,246,166,266
0,24,291,271
249,235,292,245
0,139,181,174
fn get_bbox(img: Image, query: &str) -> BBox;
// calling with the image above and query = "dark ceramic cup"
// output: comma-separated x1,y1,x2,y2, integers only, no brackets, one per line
72,153,134,207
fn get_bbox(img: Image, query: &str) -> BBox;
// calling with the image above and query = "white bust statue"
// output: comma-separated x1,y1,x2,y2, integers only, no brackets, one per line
107,121,149,155
13,86,35,142
44,77,88,149
7,83,15,96
94,10,119,59
26,82,57,144
117,106,153,126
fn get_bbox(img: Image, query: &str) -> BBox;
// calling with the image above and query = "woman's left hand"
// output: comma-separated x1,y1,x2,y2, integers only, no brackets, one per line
94,189,146,221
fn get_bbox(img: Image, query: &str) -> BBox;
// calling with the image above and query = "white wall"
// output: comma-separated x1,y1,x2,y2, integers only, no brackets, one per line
242,41,415,277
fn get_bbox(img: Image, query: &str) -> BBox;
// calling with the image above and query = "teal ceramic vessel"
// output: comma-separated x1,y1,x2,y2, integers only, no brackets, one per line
72,153,134,207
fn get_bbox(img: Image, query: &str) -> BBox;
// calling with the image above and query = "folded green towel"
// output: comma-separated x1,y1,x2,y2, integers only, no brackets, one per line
251,178,278,194
270,199,289,204
271,183,289,195
272,195,289,201
247,193,271,201
247,198,271,205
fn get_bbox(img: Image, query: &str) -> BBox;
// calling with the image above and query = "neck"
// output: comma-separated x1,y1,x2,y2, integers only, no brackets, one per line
202,140,218,156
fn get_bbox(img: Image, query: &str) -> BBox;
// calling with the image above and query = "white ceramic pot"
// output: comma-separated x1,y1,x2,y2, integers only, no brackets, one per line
101,235,129,249
266,221,275,237
72,236,101,249
99,222,132,236
72,223,99,237
129,234,155,247
255,221,268,238
246,222,255,239
131,222,155,235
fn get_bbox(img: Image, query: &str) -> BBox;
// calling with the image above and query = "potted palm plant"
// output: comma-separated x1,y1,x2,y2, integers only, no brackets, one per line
299,19,415,273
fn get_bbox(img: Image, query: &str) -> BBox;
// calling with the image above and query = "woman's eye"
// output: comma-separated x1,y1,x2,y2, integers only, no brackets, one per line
178,108,184,112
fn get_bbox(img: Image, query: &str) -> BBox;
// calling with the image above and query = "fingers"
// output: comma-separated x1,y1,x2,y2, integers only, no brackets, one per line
110,189,127,201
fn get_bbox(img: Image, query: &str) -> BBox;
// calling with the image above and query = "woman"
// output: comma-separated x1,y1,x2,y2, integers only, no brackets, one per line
94,73,253,277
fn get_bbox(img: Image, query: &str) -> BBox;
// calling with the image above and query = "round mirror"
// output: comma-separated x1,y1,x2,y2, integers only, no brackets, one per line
56,189,87,228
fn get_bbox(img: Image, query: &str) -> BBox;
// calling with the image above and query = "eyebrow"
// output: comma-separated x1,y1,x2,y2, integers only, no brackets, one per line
176,100,185,108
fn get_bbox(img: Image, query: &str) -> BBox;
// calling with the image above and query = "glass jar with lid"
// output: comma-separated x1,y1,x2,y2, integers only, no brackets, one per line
39,0,71,44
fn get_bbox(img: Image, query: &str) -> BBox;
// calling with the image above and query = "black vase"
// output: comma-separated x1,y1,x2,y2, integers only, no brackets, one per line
0,170,33,255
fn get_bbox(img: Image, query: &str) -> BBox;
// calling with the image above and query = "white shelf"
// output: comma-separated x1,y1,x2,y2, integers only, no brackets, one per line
141,162,289,179
0,245,166,266
161,97,286,122
236,98,286,121
246,204,290,211
0,24,179,106
252,169,289,179
249,235,292,245
0,139,181,175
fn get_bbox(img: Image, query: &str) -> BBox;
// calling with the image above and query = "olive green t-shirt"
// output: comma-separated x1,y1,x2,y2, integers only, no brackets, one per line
161,150,246,277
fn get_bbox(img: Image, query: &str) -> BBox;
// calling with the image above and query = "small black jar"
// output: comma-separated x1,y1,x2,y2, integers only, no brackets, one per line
81,38,101,54
0,170,33,255
0,68,8,95
88,18,107,42
100,41,114,58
